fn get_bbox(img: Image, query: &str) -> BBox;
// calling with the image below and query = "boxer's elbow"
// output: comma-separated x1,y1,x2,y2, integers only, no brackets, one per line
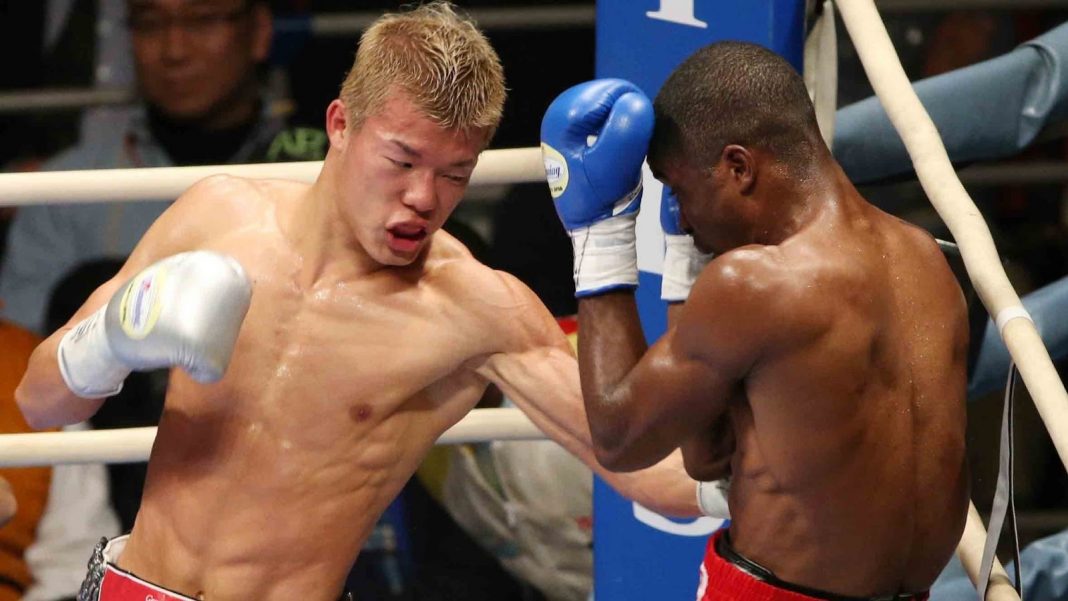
591,441,628,472
16,380,63,430
17,385,98,430
590,429,660,473
16,349,95,430
596,450,646,473
586,399,662,472
682,445,734,482
16,353,49,429
685,459,731,483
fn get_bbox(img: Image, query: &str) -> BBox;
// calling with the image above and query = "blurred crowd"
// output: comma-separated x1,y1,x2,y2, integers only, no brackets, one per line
0,2,1065,600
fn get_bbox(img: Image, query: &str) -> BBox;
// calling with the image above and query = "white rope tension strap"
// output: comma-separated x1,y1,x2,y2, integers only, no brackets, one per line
0,408,545,468
0,147,545,207
959,502,1020,601
837,2,1065,599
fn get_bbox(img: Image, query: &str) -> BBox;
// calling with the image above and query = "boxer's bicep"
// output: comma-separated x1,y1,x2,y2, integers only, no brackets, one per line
472,342,597,465
473,347,703,516
600,327,740,469
457,268,587,452
594,260,770,470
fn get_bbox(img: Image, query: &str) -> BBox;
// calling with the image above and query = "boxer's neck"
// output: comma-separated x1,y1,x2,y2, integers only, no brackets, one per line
297,155,393,286
750,158,844,246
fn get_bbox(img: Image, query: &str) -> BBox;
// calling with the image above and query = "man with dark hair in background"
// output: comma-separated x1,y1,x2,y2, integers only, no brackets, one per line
0,0,327,335
1,3,326,599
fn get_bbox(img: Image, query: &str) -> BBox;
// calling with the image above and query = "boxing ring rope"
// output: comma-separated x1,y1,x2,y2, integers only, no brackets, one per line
0,408,545,468
0,146,544,206
839,0,1068,598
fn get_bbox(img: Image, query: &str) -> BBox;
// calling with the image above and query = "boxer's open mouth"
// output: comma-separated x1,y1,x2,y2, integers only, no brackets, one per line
386,224,428,252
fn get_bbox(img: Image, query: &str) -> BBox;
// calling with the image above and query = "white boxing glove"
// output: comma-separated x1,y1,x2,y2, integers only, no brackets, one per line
58,251,252,398
660,189,714,302
697,479,731,519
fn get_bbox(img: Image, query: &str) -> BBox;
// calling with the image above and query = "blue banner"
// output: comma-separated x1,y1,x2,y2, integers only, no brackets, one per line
593,1,805,598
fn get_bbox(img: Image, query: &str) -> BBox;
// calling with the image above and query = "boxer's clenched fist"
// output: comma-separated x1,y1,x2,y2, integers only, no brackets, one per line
58,251,252,398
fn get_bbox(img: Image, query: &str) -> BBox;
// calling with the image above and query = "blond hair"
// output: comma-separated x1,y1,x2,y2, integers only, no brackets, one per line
339,2,505,140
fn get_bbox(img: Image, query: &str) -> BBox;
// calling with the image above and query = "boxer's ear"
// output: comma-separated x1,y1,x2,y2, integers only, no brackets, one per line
326,100,349,150
722,145,754,195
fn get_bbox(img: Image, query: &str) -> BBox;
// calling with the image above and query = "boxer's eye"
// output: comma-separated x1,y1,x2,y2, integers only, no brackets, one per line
387,158,413,170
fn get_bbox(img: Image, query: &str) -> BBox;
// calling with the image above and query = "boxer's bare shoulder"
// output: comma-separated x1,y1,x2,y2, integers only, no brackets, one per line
419,231,567,360
425,231,542,310
682,245,829,357
184,175,310,229
131,176,277,251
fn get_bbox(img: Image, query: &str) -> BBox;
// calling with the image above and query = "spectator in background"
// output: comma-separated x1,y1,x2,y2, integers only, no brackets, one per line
1,0,135,267
0,0,328,335
1,2,326,598
0,318,52,600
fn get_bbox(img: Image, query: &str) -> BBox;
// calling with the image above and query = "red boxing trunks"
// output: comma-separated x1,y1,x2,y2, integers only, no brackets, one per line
78,536,354,601
100,566,198,601
79,536,197,601
697,530,930,601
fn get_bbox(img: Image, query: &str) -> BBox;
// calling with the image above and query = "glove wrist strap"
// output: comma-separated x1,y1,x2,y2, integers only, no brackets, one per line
570,211,639,297
697,479,731,519
58,306,129,399
661,235,714,302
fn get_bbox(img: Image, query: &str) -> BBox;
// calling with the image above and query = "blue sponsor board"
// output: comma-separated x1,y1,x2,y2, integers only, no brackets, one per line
593,1,805,599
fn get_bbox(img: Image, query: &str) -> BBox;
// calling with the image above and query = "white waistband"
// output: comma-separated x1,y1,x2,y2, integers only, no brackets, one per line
102,534,130,564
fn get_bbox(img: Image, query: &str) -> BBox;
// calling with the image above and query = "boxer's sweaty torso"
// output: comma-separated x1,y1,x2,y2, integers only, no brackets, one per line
116,179,522,600
684,192,969,597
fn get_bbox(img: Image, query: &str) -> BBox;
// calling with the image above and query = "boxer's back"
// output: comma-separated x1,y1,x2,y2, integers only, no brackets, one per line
726,198,969,596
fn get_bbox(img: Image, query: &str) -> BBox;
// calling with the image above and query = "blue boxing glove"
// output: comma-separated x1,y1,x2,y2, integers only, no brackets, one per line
660,188,714,302
541,79,653,297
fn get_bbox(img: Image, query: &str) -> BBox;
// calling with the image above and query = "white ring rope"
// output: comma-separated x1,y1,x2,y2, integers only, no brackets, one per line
0,408,545,468
0,146,545,207
838,1,1060,599
0,14,1054,594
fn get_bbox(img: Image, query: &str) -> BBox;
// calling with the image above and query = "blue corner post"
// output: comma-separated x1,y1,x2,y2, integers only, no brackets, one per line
593,1,805,598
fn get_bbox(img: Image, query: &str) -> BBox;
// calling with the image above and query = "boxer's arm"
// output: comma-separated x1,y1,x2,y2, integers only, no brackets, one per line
464,273,698,516
662,203,733,483
16,176,247,429
578,253,776,472
681,412,735,481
